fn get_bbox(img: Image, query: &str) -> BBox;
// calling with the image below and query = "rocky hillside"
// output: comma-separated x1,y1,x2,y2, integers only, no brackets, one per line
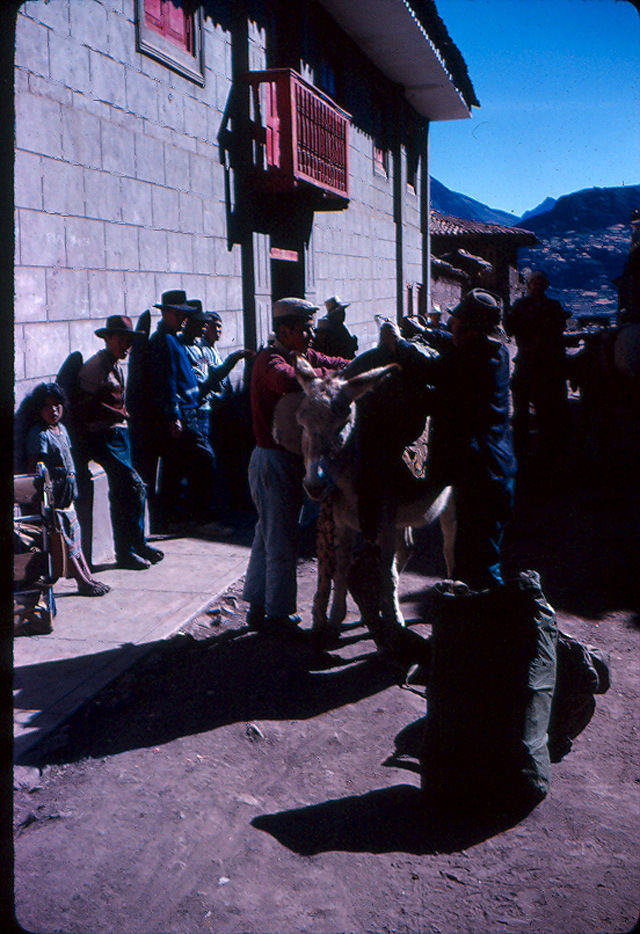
516,186,640,318
431,179,640,319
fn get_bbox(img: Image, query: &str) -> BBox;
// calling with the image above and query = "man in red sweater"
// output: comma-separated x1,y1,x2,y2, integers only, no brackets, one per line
243,297,348,637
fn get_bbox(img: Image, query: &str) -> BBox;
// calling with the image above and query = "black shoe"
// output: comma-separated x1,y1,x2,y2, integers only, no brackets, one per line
247,605,266,631
117,552,151,570
264,614,305,639
140,545,164,564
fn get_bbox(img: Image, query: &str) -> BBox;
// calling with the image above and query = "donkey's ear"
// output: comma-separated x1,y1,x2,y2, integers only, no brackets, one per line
293,353,320,388
345,363,400,401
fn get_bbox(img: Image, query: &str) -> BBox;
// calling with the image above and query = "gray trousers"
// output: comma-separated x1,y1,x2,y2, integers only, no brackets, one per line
243,447,304,618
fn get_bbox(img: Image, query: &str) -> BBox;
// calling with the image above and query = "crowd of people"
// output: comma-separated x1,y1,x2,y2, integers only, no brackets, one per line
17,277,572,633
16,289,255,598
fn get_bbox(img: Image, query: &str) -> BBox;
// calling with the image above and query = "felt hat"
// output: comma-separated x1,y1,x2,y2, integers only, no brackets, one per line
273,297,319,320
325,296,350,315
204,311,223,325
186,299,207,322
95,314,143,339
153,289,195,314
449,289,506,342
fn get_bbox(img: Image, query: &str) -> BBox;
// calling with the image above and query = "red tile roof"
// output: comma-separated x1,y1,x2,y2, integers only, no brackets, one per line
430,210,538,244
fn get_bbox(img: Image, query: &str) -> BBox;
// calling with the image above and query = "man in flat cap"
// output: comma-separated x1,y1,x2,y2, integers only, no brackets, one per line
243,297,349,638
75,315,164,569
147,290,217,530
312,295,358,359
380,289,516,591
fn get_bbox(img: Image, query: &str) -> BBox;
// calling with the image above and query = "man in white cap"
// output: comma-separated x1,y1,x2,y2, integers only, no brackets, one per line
243,297,349,638
312,295,358,359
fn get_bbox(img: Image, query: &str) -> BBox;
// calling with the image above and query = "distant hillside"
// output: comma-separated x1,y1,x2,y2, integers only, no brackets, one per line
517,185,640,235
520,197,556,223
431,179,640,319
517,185,640,317
430,177,517,226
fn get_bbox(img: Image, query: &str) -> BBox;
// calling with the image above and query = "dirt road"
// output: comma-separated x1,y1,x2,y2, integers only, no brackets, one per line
12,440,640,934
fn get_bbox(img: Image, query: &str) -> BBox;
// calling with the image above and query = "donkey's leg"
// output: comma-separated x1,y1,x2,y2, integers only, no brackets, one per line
377,511,406,632
439,488,457,578
327,524,355,630
312,498,335,633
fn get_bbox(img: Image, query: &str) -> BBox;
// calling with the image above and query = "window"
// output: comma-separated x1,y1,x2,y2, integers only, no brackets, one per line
136,0,204,85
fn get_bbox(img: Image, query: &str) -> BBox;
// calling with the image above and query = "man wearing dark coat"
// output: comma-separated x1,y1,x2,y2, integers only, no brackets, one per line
504,270,570,458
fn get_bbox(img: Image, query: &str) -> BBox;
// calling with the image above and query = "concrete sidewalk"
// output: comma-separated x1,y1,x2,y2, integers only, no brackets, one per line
13,526,252,762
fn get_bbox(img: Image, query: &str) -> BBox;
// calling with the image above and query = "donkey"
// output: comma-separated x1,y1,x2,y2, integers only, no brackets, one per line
273,349,455,653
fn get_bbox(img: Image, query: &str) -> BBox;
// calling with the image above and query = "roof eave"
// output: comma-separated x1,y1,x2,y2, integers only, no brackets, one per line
316,0,473,121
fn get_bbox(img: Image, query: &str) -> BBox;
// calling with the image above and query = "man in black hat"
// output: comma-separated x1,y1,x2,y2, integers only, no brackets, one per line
147,290,217,530
380,288,517,590
312,296,358,359
75,315,164,569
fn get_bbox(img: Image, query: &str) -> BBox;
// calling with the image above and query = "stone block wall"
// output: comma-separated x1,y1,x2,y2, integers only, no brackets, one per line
14,0,243,405
15,0,431,404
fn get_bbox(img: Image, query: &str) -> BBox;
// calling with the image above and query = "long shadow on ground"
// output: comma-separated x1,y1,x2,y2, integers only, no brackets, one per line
15,627,398,767
252,782,538,856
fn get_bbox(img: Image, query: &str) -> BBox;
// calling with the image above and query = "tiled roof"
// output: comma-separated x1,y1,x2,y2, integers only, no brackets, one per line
430,210,538,244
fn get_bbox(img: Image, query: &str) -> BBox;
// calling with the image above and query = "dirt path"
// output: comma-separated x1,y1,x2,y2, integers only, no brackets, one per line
12,438,640,934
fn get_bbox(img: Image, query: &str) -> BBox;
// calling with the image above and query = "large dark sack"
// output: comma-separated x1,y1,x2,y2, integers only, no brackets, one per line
421,570,557,811
548,630,610,762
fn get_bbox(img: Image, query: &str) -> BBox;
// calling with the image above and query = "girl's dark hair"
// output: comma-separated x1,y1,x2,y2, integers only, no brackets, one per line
31,381,68,413
14,382,69,471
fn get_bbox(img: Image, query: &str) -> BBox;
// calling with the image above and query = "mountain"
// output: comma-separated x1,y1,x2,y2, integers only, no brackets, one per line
520,197,556,223
516,185,640,235
429,177,518,227
431,179,640,318
515,185,640,317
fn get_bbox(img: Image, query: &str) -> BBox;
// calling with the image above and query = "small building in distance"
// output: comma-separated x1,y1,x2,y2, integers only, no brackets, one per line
430,210,538,316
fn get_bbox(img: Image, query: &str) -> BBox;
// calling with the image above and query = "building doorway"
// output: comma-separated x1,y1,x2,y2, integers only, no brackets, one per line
270,245,305,301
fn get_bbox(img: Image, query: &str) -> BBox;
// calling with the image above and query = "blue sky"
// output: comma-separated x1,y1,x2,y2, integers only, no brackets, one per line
429,0,640,217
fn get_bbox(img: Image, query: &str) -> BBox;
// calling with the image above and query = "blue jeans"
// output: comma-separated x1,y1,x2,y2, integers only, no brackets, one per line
453,475,515,589
86,425,147,561
243,447,305,617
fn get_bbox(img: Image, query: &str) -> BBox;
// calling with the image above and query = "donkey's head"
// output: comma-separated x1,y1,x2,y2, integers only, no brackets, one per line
293,354,399,501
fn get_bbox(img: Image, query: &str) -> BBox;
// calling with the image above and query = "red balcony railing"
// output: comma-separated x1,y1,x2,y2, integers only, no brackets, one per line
246,68,350,200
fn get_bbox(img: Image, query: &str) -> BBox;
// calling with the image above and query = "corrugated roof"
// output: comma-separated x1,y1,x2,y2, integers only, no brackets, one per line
430,210,538,244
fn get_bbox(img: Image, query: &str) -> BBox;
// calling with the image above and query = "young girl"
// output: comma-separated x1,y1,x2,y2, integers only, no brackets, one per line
25,382,110,597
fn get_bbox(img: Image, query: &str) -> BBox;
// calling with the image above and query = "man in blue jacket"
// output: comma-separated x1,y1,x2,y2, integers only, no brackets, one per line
380,288,517,590
148,290,217,529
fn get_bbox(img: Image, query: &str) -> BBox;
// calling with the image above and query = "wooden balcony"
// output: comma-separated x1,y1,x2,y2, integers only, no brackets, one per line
246,68,350,202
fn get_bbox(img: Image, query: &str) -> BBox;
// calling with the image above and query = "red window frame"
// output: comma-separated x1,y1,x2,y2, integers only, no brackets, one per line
143,0,195,55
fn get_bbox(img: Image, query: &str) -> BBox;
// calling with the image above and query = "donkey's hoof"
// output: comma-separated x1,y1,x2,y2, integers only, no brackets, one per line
312,626,341,652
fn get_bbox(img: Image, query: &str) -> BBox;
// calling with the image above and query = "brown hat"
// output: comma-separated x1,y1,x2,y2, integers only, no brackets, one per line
95,314,143,339
325,295,350,315
153,289,195,314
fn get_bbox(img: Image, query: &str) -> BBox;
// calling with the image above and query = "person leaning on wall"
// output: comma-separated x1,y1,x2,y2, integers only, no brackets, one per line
74,315,164,570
